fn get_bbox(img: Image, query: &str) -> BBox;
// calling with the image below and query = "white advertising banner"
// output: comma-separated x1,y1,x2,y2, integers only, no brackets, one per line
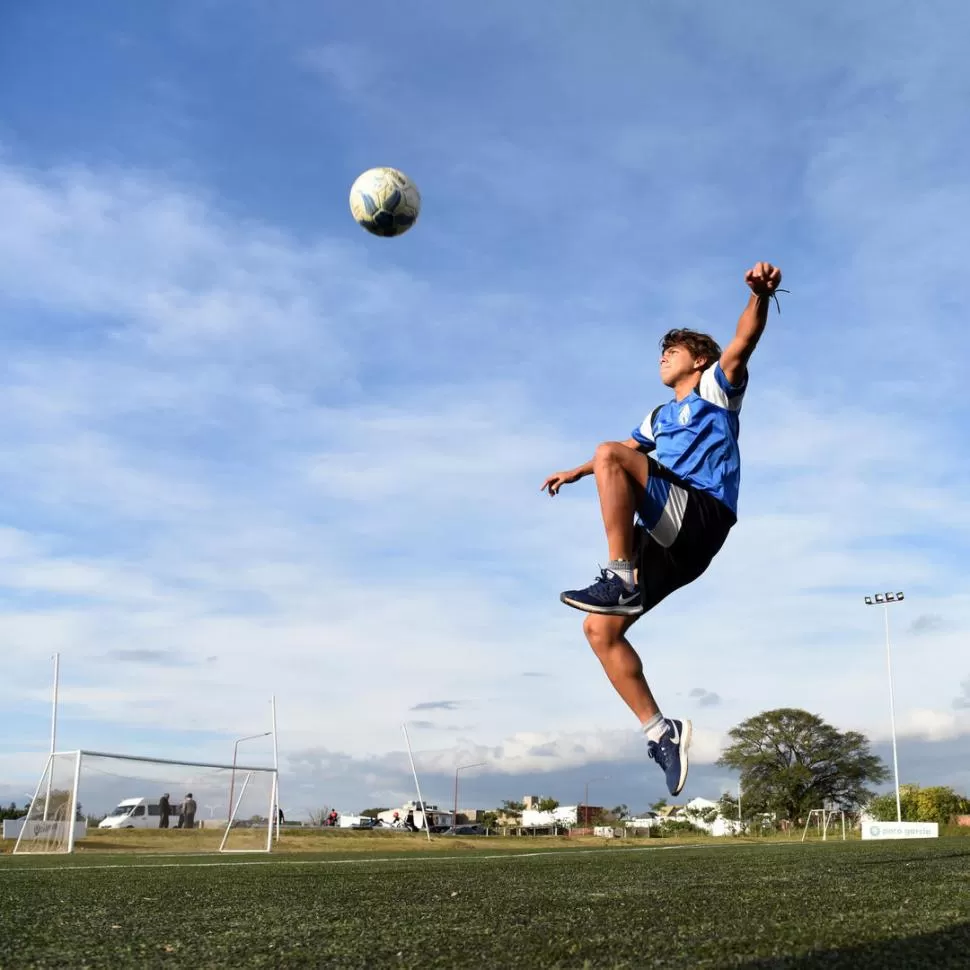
2,818,87,840
861,821,939,840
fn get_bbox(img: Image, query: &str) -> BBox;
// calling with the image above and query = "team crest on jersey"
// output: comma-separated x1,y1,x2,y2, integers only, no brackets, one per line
678,403,691,425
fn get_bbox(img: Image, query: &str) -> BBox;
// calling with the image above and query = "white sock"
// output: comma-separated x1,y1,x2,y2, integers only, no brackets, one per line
606,559,635,590
642,712,669,743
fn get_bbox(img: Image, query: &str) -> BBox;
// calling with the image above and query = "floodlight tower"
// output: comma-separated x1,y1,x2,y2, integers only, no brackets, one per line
863,591,905,824
453,762,485,833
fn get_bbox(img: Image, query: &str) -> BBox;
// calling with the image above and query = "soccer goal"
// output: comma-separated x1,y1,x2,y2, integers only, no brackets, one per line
800,808,847,842
13,749,278,855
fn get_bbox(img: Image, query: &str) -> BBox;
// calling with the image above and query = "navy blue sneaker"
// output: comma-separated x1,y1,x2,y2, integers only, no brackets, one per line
648,718,692,796
560,569,643,616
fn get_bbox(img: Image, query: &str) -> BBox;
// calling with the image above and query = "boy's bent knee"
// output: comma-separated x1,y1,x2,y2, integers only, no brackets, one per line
593,441,650,488
593,441,624,464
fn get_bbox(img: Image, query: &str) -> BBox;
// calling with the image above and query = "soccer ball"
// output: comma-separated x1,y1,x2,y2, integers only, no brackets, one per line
349,167,421,237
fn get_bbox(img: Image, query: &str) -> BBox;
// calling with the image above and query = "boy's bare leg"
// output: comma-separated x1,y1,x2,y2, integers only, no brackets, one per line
583,612,659,723
558,442,651,616
584,610,692,797
592,442,649,562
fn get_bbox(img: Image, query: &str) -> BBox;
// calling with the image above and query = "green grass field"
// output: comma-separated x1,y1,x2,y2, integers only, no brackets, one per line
2,835,968,968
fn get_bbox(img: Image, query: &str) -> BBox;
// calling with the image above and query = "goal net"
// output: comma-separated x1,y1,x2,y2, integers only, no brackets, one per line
800,808,847,842
14,750,278,855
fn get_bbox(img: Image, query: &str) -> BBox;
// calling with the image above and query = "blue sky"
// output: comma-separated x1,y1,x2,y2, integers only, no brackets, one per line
1,0,969,818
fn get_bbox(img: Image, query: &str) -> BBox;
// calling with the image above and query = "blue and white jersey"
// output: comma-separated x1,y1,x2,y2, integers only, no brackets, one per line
631,362,745,517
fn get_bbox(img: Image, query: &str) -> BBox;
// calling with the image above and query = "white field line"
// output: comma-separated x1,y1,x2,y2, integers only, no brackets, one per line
0,841,768,874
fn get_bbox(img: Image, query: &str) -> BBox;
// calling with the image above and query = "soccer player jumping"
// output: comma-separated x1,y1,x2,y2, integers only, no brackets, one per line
541,262,783,797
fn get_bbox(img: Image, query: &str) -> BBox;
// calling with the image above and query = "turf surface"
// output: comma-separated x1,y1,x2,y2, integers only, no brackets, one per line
2,838,969,968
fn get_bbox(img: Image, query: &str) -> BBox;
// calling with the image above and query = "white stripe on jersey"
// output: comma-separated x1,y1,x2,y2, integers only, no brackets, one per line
699,364,744,412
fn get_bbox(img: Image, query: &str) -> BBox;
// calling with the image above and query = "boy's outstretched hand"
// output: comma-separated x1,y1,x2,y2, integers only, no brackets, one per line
744,262,782,296
541,469,582,496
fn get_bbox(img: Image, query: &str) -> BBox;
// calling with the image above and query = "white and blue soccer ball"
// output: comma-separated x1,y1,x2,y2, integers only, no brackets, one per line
349,167,421,237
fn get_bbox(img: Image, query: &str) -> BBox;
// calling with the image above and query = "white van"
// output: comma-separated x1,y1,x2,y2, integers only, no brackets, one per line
98,797,175,829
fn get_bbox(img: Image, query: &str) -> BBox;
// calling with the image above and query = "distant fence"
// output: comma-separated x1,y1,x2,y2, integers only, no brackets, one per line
569,827,627,838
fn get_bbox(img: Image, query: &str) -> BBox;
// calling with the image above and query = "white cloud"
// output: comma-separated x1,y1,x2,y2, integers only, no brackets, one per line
897,709,970,743
299,44,382,101
0,151,967,777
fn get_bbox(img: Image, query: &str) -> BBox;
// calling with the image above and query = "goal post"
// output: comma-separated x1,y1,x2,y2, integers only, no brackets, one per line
12,750,82,855
800,808,847,842
219,767,277,853
13,749,277,855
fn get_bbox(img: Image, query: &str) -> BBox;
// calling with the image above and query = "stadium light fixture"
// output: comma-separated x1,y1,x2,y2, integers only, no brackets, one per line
453,762,485,834
228,732,272,820
863,590,906,823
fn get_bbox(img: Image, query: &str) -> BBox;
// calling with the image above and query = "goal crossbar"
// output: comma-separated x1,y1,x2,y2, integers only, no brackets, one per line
78,749,272,773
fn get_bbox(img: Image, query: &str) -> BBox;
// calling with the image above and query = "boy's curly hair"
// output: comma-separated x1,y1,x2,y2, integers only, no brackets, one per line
660,328,722,367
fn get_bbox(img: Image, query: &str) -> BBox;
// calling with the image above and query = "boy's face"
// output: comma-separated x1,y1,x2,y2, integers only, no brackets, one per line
659,344,706,387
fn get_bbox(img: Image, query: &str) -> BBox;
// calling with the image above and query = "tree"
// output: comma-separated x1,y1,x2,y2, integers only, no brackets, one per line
717,708,888,822
479,811,499,831
611,804,629,820
684,804,719,826
20,789,75,820
500,800,524,814
537,798,559,812
308,806,333,825
360,807,390,818
867,785,970,824
650,798,668,813
915,786,969,823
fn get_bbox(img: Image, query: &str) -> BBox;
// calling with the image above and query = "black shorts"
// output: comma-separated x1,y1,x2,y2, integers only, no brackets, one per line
634,458,736,615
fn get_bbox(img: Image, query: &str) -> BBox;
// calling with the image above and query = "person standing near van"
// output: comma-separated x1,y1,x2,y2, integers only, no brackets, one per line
182,793,197,829
159,792,171,829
